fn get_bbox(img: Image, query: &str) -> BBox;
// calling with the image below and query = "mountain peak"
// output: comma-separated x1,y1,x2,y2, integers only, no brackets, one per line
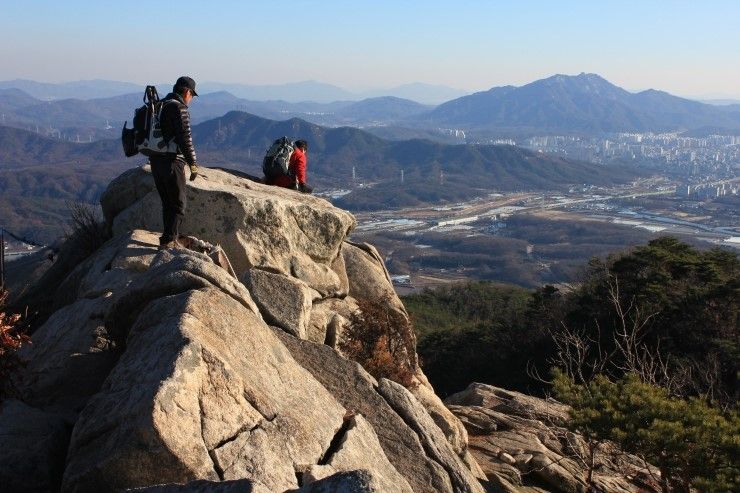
423,72,740,131
540,72,615,88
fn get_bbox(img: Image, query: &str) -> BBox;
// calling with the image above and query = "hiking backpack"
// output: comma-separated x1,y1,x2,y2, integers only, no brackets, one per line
262,136,295,180
121,85,179,157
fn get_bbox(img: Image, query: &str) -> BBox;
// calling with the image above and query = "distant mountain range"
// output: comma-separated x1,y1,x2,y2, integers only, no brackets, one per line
0,79,467,105
0,112,641,241
0,79,142,100
419,73,740,133
198,81,462,104
0,125,119,166
3,74,740,141
0,88,434,142
191,110,632,181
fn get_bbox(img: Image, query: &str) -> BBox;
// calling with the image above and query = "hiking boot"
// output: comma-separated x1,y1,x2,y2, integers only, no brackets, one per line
158,239,185,250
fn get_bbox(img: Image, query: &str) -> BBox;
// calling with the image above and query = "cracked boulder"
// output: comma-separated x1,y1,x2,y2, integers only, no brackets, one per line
307,296,358,346
276,330,482,493
240,268,318,339
14,230,162,414
101,166,355,295
447,383,661,493
62,286,347,492
303,414,413,493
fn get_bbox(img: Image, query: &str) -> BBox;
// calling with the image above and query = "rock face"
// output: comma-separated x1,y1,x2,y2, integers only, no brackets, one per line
101,166,354,297
275,330,482,493
447,383,662,493
240,268,318,339
2,166,484,492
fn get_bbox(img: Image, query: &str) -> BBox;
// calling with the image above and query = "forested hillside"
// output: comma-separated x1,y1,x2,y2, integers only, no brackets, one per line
406,237,738,404
405,236,739,489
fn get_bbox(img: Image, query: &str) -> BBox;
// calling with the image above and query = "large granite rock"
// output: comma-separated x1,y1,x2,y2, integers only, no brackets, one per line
240,268,319,339
275,329,467,493
14,230,161,414
100,168,471,463
7,165,489,492
62,273,345,491
447,383,662,493
101,166,355,295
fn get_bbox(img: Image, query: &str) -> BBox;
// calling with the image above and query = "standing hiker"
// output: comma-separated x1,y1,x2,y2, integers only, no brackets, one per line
150,76,200,249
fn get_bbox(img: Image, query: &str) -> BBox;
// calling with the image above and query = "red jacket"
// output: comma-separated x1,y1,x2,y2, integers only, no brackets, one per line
271,147,307,188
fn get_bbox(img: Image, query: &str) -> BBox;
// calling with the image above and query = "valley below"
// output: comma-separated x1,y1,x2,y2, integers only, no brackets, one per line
346,176,740,290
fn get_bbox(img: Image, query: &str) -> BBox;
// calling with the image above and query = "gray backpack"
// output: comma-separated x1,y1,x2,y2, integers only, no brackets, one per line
262,136,295,180
122,86,179,158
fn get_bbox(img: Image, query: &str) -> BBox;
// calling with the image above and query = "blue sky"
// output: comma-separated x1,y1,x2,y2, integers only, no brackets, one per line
1,0,739,97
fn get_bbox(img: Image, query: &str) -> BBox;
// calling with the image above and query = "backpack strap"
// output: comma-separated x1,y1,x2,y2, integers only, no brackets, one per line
157,99,184,153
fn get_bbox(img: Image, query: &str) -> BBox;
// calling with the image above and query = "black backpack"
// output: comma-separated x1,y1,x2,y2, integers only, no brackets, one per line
121,86,179,157
262,136,295,180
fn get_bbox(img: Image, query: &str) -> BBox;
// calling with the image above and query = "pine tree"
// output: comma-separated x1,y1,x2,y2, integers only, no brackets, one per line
553,370,739,492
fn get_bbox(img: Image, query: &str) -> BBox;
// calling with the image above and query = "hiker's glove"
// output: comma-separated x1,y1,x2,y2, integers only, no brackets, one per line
298,182,313,194
189,164,198,181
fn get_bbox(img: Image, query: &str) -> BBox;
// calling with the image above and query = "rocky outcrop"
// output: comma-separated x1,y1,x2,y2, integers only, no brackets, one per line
2,165,485,492
101,166,354,296
340,240,472,455
275,329,482,493
447,383,661,493
14,230,161,415
101,165,471,465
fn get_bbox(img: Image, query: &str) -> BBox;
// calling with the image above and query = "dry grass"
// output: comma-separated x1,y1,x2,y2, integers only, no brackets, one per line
339,295,416,386
0,290,30,400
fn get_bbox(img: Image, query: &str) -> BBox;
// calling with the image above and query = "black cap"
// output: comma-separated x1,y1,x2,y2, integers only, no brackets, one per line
174,76,198,97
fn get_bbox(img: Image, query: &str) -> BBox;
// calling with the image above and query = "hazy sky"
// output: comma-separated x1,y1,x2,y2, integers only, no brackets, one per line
2,0,739,98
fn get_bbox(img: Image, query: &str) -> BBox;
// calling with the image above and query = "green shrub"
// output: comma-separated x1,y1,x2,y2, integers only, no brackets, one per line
553,370,740,493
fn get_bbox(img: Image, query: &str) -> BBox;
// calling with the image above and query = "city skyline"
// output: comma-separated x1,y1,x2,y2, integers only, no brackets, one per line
1,0,740,99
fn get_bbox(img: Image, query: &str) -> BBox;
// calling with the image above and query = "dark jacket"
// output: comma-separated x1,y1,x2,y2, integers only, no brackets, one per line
159,93,197,166
272,147,307,188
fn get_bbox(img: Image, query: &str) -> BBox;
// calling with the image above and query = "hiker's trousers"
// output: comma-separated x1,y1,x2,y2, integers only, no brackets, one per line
150,158,187,244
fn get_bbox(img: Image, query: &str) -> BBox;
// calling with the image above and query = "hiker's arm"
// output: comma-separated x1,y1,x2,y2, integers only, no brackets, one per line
291,151,307,184
172,104,198,166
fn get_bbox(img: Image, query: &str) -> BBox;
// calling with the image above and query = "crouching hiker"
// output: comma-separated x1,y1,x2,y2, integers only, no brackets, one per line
263,138,313,194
